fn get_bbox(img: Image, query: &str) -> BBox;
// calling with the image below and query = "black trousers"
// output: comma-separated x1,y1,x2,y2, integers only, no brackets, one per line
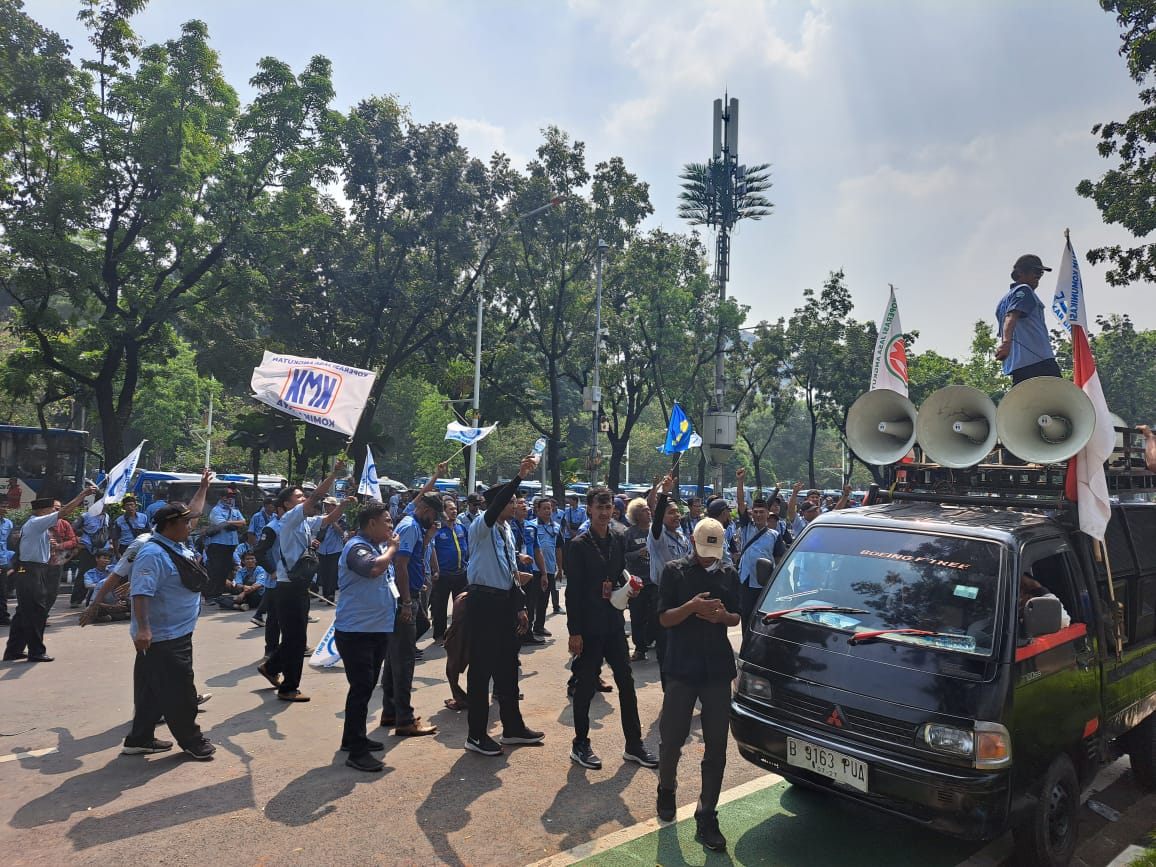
317,552,340,602
1011,357,1062,384
264,582,309,693
628,583,657,651
127,632,202,748
430,569,467,640
571,629,642,745
531,572,555,633
335,630,388,757
658,677,732,816
5,564,53,658
205,544,235,598
381,599,418,724
261,584,281,657
466,588,526,739
69,548,96,604
0,566,11,622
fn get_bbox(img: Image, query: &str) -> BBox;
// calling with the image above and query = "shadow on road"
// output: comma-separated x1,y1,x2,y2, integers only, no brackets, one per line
265,759,393,827
416,751,505,867
541,761,640,852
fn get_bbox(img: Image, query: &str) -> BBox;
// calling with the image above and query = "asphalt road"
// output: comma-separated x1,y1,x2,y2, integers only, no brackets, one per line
0,594,1149,866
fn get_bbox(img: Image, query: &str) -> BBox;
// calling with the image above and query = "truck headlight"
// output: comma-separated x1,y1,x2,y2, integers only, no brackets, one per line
920,721,1011,769
737,670,773,703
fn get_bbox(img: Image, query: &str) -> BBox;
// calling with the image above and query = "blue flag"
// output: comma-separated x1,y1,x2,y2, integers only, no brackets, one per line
445,422,498,446
359,445,381,500
662,403,693,455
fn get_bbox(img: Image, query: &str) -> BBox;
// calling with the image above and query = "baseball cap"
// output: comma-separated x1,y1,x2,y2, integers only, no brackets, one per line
1013,253,1051,274
221,487,239,497
417,491,446,517
706,499,731,518
322,496,339,506
692,518,726,559
152,502,192,528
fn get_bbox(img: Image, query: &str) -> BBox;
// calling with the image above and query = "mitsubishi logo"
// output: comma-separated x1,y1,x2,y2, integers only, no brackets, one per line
826,706,845,728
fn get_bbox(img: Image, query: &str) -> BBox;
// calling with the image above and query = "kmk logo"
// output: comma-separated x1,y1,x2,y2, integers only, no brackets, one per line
280,367,343,414
826,706,845,728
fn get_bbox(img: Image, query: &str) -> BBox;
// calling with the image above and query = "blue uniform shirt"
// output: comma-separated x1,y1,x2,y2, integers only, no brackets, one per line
335,534,396,633
526,517,561,573
996,282,1054,375
318,519,346,556
559,505,587,541
394,515,429,593
115,512,149,548
467,513,518,591
129,534,201,642
18,512,59,564
0,516,13,568
205,503,244,546
738,519,780,588
433,521,469,572
275,504,321,584
84,566,110,591
248,508,275,540
145,499,167,519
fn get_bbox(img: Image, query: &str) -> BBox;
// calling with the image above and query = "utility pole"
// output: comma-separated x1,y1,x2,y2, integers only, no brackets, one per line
588,238,609,486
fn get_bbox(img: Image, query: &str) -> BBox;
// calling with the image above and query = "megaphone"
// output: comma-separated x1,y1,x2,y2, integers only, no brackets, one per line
915,386,998,468
846,389,918,465
995,377,1096,464
1109,412,1127,452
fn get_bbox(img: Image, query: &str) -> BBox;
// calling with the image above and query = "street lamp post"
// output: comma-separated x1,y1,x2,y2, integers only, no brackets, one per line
590,238,609,487
467,197,564,495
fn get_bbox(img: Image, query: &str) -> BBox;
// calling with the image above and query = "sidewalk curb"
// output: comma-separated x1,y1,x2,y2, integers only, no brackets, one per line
1073,790,1156,867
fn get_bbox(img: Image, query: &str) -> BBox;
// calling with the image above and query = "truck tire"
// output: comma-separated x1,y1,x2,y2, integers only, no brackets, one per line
1129,714,1156,790
1012,755,1079,867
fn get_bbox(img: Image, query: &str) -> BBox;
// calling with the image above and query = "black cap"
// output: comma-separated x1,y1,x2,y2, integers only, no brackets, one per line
706,499,731,518
417,491,445,517
152,502,192,528
466,493,483,506
30,497,55,510
1013,253,1051,274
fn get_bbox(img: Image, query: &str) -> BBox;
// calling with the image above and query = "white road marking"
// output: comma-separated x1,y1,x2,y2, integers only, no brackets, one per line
528,773,783,866
0,747,57,763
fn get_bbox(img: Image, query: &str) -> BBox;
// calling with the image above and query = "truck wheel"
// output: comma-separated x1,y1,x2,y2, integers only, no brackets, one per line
1012,755,1079,867
1129,714,1156,790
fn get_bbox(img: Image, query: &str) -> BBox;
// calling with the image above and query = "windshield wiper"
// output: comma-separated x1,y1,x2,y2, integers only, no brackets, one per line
848,628,971,646
763,605,868,624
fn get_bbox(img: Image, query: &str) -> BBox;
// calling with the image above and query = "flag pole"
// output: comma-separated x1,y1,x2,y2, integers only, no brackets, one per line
443,442,471,465
1097,538,1124,661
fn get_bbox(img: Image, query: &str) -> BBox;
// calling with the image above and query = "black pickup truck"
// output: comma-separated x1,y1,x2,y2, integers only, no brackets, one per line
731,499,1156,866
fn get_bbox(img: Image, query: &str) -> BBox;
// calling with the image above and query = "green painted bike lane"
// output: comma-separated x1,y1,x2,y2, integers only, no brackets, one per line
576,778,985,866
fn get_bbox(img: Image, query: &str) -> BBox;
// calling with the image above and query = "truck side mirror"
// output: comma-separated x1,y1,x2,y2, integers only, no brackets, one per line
1022,595,1063,638
756,557,775,587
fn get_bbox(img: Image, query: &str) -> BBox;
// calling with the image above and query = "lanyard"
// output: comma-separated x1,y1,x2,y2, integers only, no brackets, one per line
450,525,462,570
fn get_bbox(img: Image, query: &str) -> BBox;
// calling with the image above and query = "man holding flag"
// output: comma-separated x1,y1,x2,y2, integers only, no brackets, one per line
995,254,1062,383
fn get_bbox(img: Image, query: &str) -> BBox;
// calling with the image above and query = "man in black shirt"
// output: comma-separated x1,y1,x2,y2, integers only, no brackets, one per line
655,517,741,852
566,486,657,772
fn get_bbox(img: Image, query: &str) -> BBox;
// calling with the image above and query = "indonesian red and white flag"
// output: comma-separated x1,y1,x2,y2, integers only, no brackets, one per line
869,286,908,396
1052,237,1115,541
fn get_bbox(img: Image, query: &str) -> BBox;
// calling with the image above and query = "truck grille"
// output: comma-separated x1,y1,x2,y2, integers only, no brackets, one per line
772,687,919,749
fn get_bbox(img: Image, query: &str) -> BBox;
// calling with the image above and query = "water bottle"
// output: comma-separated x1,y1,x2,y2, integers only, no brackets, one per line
531,436,547,464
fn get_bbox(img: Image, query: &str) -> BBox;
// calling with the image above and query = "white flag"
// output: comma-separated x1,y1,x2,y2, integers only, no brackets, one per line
250,351,376,437
308,618,342,668
445,421,498,446
869,286,908,396
88,440,145,516
1053,237,1114,541
359,445,382,500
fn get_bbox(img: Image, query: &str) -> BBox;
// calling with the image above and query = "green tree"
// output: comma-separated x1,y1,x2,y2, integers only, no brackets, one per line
127,338,217,469
906,348,965,405
1088,314,1156,423
1077,0,1156,283
0,1,340,462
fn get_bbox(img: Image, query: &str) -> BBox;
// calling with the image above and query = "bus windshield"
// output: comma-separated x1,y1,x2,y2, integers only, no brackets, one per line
762,526,1004,656
0,425,88,508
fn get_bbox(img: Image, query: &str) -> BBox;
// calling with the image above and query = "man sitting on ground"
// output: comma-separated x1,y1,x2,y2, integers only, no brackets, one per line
218,551,266,611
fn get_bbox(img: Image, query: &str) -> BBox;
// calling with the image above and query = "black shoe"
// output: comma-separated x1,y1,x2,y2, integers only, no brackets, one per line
623,743,658,768
182,738,216,761
570,738,602,770
596,680,613,693
521,634,545,645
500,728,545,745
196,692,212,705
695,812,727,852
345,753,385,772
3,651,28,661
464,734,503,756
122,737,174,755
341,739,384,752
414,649,424,660
26,654,54,662
553,607,565,615
657,786,676,822
533,627,551,637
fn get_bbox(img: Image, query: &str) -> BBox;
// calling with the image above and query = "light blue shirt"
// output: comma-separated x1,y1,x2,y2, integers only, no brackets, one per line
394,515,429,593
738,521,779,588
84,566,110,590
275,504,321,584
78,513,109,552
205,502,244,546
335,534,396,633
235,565,266,588
18,512,59,564
996,282,1054,375
467,514,518,591
559,505,587,541
145,499,167,519
115,512,149,547
129,535,201,642
318,520,346,556
0,516,13,567
647,525,691,585
526,517,561,573
248,508,275,540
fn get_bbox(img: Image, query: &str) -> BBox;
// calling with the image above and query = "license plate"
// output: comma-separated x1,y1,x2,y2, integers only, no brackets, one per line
786,737,868,793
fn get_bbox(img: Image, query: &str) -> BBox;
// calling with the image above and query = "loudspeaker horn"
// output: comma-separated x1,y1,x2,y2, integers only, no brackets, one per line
995,377,1096,464
846,389,918,466
915,385,999,468
1108,412,1127,452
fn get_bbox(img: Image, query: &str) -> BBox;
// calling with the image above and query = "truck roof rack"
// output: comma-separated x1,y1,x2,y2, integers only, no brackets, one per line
875,426,1156,510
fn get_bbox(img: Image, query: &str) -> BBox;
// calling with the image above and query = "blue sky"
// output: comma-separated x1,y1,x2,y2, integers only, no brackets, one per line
27,0,1153,366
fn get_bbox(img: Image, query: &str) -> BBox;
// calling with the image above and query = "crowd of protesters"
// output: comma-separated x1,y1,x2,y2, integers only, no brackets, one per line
0,461,856,853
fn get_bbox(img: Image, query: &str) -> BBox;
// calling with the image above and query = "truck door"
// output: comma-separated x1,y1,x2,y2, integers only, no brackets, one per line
1011,542,1101,782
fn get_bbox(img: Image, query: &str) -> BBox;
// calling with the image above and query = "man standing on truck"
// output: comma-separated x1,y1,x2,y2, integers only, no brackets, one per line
655,517,741,852
994,253,1062,383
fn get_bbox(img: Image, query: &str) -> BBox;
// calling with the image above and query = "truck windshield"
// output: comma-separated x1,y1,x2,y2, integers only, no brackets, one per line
761,526,1003,656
